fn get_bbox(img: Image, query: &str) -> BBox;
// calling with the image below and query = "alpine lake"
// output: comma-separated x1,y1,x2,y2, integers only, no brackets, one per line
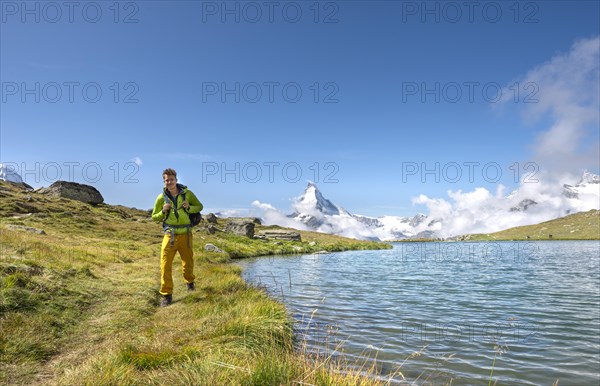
236,241,600,385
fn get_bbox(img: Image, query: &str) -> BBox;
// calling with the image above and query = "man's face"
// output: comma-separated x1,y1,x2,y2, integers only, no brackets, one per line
163,174,177,190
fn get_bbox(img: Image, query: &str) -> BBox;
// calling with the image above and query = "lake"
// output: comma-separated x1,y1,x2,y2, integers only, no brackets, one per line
236,241,600,385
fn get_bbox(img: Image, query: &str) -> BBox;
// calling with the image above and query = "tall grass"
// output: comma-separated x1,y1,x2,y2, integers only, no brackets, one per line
0,180,394,385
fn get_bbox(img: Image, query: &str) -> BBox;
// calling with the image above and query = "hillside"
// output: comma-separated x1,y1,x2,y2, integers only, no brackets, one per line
0,180,390,385
465,209,600,241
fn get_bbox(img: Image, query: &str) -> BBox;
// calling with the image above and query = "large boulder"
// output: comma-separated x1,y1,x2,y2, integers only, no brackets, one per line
225,219,255,238
255,229,301,241
36,181,104,205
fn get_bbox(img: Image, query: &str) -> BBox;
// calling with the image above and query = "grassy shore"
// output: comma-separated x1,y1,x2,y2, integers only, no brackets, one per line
0,181,392,385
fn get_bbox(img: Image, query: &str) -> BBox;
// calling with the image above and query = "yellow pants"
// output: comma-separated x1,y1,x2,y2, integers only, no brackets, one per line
160,233,195,295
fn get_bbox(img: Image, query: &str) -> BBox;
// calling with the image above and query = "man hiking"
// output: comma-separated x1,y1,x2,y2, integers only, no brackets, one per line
152,168,203,307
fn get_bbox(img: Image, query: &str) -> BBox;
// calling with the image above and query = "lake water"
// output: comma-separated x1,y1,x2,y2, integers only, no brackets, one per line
236,241,600,385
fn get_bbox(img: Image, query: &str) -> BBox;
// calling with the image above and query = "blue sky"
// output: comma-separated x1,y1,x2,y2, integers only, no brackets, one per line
1,0,599,217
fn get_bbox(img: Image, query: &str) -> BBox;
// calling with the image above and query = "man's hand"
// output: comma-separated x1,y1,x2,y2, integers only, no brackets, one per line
182,200,189,210
162,202,172,213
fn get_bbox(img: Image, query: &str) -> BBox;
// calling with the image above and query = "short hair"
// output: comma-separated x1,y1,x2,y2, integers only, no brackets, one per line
162,168,177,178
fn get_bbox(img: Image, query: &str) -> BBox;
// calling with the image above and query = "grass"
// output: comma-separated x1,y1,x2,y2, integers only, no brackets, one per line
466,209,600,241
0,180,395,385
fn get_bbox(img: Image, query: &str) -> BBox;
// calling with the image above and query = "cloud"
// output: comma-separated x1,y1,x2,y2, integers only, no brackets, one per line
412,175,599,238
412,36,600,238
251,200,310,230
505,36,600,176
130,156,143,166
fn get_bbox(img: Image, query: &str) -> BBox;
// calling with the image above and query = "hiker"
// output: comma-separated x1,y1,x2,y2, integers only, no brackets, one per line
152,168,203,307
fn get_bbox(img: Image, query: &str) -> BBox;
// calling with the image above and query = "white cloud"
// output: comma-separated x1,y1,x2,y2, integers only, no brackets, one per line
251,200,310,230
131,156,143,166
412,174,599,238
504,36,600,175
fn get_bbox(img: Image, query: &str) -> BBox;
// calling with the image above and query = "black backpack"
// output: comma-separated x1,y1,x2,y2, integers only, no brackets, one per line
163,191,202,227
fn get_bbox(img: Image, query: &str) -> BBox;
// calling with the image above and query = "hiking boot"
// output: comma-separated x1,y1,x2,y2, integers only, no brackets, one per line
160,294,172,307
186,282,195,292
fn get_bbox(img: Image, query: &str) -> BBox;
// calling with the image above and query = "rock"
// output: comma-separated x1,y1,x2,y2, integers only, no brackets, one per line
204,243,223,253
255,229,301,241
207,224,217,234
10,213,34,219
6,224,46,235
309,241,316,246
36,181,104,205
292,246,303,252
225,220,255,238
205,213,218,223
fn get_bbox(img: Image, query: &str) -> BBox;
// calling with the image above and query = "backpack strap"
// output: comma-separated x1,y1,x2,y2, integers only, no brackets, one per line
162,191,191,247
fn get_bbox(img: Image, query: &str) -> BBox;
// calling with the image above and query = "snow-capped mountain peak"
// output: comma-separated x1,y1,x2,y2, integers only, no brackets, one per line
296,182,342,216
578,171,600,185
288,183,434,241
563,171,600,199
0,163,24,184
260,173,599,241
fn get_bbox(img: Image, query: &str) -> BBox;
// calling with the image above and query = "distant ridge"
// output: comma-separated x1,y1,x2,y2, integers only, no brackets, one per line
463,209,599,241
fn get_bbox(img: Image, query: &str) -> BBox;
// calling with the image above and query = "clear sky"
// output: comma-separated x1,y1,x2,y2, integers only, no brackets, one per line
1,0,599,217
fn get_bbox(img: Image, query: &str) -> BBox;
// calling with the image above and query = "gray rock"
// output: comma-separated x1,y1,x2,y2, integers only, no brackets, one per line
6,224,46,235
204,243,223,253
225,220,255,238
36,181,104,205
207,224,218,234
255,229,301,241
509,199,538,212
205,213,218,223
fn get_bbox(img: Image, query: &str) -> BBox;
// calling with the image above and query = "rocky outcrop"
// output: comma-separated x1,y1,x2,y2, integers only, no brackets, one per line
255,229,301,241
224,219,255,238
510,199,538,212
205,213,218,223
36,181,104,205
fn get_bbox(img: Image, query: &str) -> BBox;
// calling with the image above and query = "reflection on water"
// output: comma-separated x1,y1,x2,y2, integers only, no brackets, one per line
237,241,600,385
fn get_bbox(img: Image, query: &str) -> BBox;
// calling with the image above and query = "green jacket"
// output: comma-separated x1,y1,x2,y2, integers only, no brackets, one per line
152,184,203,235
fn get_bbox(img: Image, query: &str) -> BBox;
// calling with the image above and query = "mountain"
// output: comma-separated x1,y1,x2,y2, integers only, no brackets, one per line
0,163,24,184
287,183,435,241
563,171,600,199
260,171,600,241
0,163,33,189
